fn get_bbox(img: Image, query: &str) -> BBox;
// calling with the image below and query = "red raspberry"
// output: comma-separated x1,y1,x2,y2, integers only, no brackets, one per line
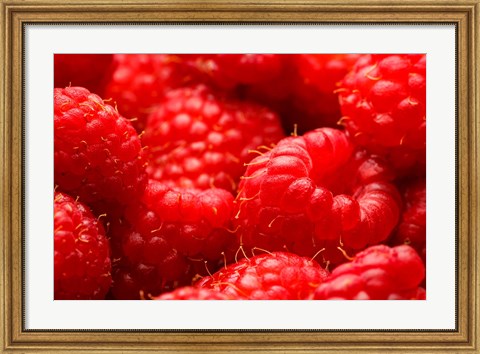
337,54,426,175
298,54,361,94
110,261,174,300
54,192,112,299
196,252,329,300
186,55,296,132
389,178,426,261
142,85,285,193
110,180,238,299
237,55,297,127
104,54,201,132
54,54,113,95
153,286,233,300
54,86,147,213
190,54,285,89
234,128,401,266
313,245,426,300
287,54,361,132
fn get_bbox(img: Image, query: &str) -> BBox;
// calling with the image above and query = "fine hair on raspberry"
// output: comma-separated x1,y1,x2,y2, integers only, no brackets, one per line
142,84,285,194
196,251,330,300
54,191,112,299
234,127,402,267
54,86,147,213
109,180,238,299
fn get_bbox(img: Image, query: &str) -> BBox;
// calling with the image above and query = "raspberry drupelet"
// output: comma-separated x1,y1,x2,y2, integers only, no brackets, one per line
389,178,426,262
142,85,285,194
54,191,112,299
234,127,402,267
196,251,330,300
288,54,361,132
313,244,426,300
54,86,147,214
104,54,202,132
337,54,426,176
109,180,238,299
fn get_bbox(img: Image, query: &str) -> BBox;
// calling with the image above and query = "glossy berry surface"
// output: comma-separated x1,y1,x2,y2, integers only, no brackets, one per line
54,192,112,299
289,54,361,132
313,245,426,300
110,180,237,299
54,86,147,213
196,252,329,300
142,85,285,194
53,54,428,302
389,178,426,262
104,54,201,132
337,54,426,175
234,127,401,266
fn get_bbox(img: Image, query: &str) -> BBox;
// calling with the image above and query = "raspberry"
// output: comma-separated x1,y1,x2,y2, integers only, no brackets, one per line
110,180,238,299
142,85,285,193
110,261,176,300
237,56,297,128
389,178,426,261
313,245,426,300
298,54,361,94
104,54,289,132
104,54,201,132
190,54,285,89
54,54,113,95
104,54,289,130
54,192,112,299
337,54,426,175
112,260,219,300
54,86,147,213
234,127,401,266
196,252,329,300
287,54,361,132
153,286,233,300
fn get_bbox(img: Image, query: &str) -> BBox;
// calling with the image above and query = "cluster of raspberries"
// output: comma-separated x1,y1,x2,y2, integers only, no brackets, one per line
54,54,426,300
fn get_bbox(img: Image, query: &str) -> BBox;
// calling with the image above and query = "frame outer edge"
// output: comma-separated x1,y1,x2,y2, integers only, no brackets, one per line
0,0,478,9
0,1,4,351
457,7,469,348
2,1,479,353
463,2,478,351
1,1,12,352
12,7,24,347
472,1,479,350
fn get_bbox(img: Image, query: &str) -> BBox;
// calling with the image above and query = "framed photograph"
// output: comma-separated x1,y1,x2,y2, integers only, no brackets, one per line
1,0,478,353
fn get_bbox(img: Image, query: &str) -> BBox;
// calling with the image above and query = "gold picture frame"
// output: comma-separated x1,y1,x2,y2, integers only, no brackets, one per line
1,0,479,353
